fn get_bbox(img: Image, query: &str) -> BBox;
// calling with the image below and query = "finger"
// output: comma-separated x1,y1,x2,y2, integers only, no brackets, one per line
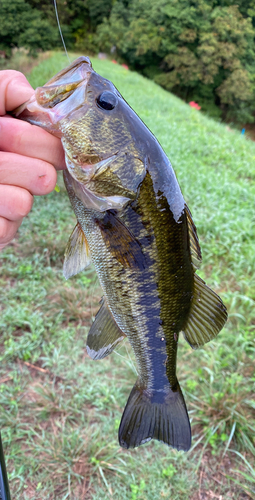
0,185,33,221
0,152,58,195
0,116,66,171
0,70,34,115
0,218,22,249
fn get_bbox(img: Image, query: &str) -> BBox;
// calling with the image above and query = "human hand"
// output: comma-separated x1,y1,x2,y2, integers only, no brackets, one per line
0,70,66,250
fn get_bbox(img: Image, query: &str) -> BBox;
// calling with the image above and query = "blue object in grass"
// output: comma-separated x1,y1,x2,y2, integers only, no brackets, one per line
241,128,245,135
0,433,11,500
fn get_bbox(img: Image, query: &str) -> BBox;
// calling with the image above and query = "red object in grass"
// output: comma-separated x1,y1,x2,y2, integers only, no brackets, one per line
112,59,117,64
121,64,129,70
189,101,201,110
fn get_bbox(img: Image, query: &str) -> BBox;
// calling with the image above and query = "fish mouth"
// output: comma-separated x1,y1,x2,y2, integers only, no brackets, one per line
13,57,93,135
42,56,92,87
14,56,132,212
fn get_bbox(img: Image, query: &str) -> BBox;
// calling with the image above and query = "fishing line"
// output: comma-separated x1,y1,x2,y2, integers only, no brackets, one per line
124,342,138,375
113,343,138,376
53,0,71,63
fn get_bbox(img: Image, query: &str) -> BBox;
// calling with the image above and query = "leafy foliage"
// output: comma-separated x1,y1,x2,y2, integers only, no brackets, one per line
0,0,58,56
96,0,255,123
24,0,113,52
2,0,255,122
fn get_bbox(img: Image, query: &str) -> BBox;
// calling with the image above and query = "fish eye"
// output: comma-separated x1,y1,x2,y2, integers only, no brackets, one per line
96,91,117,110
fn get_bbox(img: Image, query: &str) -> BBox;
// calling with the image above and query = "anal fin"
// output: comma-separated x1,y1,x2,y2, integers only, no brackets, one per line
63,222,91,279
183,274,228,349
86,298,126,360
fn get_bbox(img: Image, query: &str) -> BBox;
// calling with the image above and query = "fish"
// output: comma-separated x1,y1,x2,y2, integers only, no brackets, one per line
15,57,228,451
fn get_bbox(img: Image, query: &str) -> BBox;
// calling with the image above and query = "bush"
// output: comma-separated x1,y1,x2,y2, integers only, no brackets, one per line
96,0,255,123
0,0,58,56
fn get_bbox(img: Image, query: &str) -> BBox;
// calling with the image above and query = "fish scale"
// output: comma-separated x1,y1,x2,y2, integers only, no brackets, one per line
132,172,193,390
15,56,228,450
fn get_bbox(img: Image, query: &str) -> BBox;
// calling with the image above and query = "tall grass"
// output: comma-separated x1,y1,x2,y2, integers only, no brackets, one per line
0,49,51,74
0,52,254,499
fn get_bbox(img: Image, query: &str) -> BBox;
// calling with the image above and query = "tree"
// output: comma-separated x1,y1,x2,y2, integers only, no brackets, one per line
0,0,58,56
96,0,255,122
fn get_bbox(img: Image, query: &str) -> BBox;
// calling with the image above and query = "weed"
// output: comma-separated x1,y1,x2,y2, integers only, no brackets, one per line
161,464,177,478
130,480,145,500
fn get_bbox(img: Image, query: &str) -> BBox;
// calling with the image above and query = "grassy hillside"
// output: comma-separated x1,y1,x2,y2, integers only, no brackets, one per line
0,52,255,499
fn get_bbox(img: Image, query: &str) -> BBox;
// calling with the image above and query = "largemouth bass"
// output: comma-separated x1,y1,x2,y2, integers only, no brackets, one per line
15,57,227,451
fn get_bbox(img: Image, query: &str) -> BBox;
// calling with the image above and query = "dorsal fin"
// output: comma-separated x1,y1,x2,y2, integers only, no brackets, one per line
63,222,91,279
185,205,202,270
86,298,126,359
183,274,228,349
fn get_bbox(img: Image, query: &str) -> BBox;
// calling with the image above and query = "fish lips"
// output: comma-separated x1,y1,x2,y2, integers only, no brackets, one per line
13,56,93,135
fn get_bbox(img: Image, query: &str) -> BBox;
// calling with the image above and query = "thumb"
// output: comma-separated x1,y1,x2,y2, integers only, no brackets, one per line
0,70,34,116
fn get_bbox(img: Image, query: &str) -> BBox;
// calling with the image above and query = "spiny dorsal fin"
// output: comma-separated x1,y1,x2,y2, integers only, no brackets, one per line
183,274,228,349
95,211,146,270
185,205,202,270
63,222,91,279
86,298,126,360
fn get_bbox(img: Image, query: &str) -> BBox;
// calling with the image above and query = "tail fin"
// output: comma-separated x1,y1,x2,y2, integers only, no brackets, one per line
119,380,191,451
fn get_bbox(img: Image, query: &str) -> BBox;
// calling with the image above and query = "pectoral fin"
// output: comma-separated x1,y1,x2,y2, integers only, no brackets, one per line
185,205,202,270
86,298,126,359
96,211,146,270
183,274,228,349
63,222,91,279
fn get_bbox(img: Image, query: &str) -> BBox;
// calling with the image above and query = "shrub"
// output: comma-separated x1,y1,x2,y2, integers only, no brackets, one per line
0,0,58,56
96,0,255,123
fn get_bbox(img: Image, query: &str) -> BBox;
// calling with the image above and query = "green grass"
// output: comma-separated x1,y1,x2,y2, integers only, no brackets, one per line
0,49,51,74
1,51,255,499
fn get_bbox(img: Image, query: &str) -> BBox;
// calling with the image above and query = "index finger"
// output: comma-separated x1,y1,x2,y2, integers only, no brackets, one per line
0,70,34,115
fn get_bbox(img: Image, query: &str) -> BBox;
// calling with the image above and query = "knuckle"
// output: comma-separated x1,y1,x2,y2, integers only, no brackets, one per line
9,123,27,152
0,117,26,152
